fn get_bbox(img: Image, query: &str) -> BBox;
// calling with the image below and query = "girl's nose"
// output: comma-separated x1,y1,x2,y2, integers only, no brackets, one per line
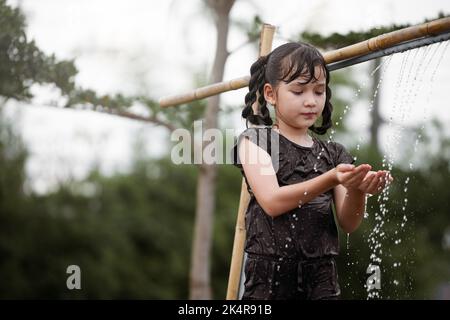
304,95,316,107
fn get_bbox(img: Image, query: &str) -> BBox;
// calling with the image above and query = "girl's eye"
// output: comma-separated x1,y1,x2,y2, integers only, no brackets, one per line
292,91,303,95
315,91,325,95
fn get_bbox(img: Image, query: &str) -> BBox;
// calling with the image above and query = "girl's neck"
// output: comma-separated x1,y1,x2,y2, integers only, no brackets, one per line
273,121,313,146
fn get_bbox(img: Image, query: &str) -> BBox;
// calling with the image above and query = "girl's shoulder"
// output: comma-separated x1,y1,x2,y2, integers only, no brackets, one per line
231,125,274,168
239,125,272,136
235,125,274,149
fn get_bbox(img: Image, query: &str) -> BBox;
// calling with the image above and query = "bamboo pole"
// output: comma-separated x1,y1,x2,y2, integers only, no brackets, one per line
225,23,276,300
159,16,450,108
327,31,450,71
324,17,450,64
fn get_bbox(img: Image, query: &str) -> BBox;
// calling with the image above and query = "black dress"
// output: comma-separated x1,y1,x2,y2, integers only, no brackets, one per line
231,126,355,300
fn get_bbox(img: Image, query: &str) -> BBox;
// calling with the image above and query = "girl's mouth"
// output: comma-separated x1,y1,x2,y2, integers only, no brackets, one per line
300,112,317,118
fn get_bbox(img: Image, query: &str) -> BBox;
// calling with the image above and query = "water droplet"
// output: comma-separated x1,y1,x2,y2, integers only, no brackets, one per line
346,233,350,250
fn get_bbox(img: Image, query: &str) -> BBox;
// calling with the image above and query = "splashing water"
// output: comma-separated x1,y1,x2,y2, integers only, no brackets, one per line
365,41,449,299
331,40,450,299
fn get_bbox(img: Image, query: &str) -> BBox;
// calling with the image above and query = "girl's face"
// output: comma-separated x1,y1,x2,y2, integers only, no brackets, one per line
264,65,327,130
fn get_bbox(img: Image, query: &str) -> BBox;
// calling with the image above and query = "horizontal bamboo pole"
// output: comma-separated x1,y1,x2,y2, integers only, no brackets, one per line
159,17,450,108
324,17,450,63
327,31,450,71
158,76,249,108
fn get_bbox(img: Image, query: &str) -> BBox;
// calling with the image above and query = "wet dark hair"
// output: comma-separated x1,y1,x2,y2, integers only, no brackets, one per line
242,42,333,135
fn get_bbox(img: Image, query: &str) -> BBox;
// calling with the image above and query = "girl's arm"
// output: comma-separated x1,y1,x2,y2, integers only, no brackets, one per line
333,185,365,233
239,137,353,217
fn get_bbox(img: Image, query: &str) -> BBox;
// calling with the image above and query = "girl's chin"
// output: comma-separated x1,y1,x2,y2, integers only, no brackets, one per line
292,122,316,129
296,117,317,124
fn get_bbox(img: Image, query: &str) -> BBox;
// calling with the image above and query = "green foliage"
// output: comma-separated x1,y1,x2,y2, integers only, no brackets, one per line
0,109,242,298
0,0,76,99
0,0,198,130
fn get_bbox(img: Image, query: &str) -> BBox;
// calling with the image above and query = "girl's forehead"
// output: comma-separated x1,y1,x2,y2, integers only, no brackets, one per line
285,65,326,85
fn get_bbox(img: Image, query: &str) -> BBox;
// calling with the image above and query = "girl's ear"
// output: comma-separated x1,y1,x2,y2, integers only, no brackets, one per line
263,83,276,105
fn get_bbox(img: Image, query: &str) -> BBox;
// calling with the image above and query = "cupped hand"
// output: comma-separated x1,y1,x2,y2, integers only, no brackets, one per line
357,170,394,195
335,163,372,191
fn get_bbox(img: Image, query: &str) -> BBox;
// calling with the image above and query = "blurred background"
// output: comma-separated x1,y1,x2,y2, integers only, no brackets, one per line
0,0,449,299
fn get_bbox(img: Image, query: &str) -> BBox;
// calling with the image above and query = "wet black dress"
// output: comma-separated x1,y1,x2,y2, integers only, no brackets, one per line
231,126,355,300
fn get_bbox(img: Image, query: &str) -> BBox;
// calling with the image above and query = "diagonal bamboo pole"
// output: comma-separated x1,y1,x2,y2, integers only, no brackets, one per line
225,23,276,300
159,17,450,108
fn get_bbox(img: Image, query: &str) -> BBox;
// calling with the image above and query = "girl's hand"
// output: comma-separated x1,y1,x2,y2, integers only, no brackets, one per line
357,170,394,195
335,163,372,191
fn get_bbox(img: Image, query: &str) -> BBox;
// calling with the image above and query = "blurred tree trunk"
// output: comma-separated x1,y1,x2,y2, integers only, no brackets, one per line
189,0,235,300
369,57,382,154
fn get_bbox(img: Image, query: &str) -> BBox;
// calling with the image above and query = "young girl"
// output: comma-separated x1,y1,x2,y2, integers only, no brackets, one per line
231,42,393,300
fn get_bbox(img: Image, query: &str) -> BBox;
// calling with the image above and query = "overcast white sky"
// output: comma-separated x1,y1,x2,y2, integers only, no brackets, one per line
4,0,450,193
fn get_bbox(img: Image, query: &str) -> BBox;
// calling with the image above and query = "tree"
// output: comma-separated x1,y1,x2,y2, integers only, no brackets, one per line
0,0,76,100
189,0,236,300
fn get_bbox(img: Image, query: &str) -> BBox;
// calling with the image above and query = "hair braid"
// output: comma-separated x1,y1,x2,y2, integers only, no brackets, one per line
242,55,272,127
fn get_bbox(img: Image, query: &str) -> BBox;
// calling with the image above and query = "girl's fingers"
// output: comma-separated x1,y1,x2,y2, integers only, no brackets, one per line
339,169,360,182
367,178,379,194
379,171,393,187
346,165,370,180
366,172,383,194
359,173,376,190
386,172,394,184
337,164,356,172
369,171,392,194
346,169,370,185
363,172,377,183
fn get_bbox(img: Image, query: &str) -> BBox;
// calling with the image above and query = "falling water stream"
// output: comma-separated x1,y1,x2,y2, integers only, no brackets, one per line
326,40,449,299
